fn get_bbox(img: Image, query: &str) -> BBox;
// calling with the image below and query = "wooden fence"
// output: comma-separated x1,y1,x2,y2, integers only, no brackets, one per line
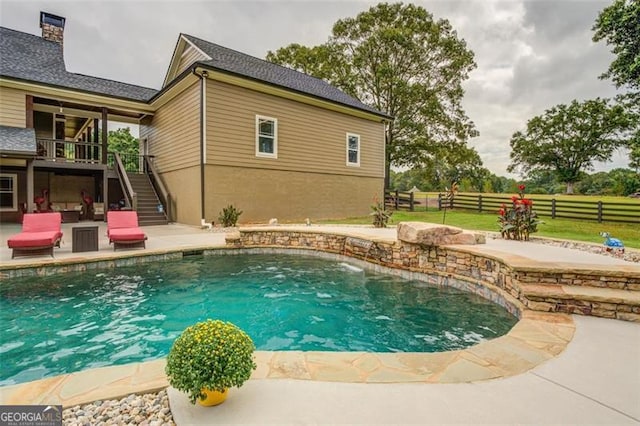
384,190,639,224
384,190,415,211
438,193,640,224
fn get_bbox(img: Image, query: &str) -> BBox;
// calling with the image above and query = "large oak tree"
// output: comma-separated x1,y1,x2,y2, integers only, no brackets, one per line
267,2,479,187
507,98,630,194
592,0,639,170
592,0,639,91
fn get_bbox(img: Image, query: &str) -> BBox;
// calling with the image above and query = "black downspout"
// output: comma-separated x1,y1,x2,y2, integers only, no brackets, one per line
194,68,208,222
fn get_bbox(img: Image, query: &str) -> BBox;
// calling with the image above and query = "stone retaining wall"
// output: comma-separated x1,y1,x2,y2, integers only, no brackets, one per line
227,229,640,322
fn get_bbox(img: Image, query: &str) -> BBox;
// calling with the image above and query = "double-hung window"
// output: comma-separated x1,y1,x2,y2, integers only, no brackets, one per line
256,115,278,158
346,133,360,166
0,173,17,211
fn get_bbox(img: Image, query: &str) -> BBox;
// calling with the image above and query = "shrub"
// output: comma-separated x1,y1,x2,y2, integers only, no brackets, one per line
218,205,243,227
498,184,542,241
441,182,458,224
165,319,257,404
370,198,392,228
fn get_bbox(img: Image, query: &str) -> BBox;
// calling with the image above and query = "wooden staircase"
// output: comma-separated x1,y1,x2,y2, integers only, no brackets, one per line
126,173,168,226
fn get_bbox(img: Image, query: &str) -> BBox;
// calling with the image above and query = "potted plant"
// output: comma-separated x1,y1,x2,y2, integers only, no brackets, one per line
166,319,257,406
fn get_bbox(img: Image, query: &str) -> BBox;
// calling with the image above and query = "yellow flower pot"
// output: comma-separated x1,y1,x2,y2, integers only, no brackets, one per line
198,388,228,406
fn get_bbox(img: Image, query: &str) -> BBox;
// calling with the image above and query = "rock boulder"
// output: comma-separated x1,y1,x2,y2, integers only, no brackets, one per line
397,222,485,246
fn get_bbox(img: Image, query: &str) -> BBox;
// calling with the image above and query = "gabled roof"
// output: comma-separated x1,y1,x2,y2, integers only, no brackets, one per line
0,27,157,102
181,34,390,119
0,125,36,156
162,34,211,87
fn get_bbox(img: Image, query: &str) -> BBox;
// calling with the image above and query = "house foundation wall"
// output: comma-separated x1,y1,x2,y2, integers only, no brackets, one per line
204,165,383,224
159,166,201,225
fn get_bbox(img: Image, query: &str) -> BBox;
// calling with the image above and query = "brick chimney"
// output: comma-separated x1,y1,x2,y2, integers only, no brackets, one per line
40,11,65,46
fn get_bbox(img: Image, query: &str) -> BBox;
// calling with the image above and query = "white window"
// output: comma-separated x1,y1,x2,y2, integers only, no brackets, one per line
256,116,278,158
0,173,17,211
346,133,360,166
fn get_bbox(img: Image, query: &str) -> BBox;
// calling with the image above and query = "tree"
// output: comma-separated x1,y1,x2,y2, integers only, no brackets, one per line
508,98,630,194
629,137,640,171
267,2,478,187
388,145,487,192
523,170,562,194
108,127,139,155
592,0,640,91
608,167,640,195
593,0,640,170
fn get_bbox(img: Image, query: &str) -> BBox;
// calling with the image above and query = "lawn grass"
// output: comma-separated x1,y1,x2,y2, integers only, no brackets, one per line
320,210,640,249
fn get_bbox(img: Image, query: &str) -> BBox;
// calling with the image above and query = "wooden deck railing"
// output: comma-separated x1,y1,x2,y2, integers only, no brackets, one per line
36,139,103,163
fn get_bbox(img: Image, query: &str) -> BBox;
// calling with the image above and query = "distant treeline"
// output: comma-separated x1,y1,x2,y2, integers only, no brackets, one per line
390,167,640,196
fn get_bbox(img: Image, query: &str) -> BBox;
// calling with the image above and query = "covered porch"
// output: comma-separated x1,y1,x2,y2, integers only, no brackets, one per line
0,95,151,223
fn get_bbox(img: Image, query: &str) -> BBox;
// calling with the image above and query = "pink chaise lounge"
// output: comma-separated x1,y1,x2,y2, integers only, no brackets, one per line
7,212,63,259
107,211,147,251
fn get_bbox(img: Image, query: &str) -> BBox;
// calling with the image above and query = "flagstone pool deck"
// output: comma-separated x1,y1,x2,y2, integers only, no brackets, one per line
0,223,638,424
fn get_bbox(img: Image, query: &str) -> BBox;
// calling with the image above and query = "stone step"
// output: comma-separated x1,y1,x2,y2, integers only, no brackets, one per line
521,283,640,321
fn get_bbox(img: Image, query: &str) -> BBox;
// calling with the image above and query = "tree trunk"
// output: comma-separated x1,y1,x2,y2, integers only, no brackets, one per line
566,182,574,194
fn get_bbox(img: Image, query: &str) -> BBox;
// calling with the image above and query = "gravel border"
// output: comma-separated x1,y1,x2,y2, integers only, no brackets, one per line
63,390,174,426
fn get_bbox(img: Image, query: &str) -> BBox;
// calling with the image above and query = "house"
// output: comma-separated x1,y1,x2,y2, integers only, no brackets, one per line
0,12,390,226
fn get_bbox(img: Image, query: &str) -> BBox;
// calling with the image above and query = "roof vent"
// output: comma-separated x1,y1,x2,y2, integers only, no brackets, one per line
40,12,65,46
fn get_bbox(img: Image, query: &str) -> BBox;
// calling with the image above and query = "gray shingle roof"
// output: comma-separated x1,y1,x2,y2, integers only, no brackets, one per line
0,27,157,102
182,34,390,119
0,125,36,155
0,25,389,118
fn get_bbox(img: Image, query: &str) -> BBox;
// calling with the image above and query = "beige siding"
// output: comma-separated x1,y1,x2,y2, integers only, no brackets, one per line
0,87,26,127
205,80,385,178
176,46,208,76
204,164,383,225
140,81,200,173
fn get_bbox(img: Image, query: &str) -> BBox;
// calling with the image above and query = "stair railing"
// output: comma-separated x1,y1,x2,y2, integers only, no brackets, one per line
143,155,172,222
113,152,137,211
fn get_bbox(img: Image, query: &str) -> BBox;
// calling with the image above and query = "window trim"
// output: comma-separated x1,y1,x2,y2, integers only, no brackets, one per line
255,115,278,159
0,173,18,212
346,133,360,167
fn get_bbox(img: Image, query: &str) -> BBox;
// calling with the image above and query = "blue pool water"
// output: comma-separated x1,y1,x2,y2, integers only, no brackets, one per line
0,254,517,385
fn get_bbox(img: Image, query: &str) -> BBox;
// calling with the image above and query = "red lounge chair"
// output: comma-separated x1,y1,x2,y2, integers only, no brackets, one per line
107,211,147,251
7,212,63,259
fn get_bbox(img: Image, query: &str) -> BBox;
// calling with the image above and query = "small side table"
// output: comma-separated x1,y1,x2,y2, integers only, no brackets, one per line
72,226,99,253
62,210,80,223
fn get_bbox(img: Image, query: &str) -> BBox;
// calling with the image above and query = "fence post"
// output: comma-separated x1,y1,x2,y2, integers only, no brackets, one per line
551,199,556,219
394,190,399,210
478,194,483,213
597,201,603,223
409,191,415,211
438,193,442,210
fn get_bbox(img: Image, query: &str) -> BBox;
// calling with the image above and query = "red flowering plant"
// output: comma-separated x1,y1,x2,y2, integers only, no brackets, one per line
497,184,542,241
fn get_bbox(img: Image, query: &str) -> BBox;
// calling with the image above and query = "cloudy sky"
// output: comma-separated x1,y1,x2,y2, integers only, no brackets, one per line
0,0,629,177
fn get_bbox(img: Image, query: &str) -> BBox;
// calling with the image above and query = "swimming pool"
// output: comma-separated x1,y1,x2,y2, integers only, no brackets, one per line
0,254,517,385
